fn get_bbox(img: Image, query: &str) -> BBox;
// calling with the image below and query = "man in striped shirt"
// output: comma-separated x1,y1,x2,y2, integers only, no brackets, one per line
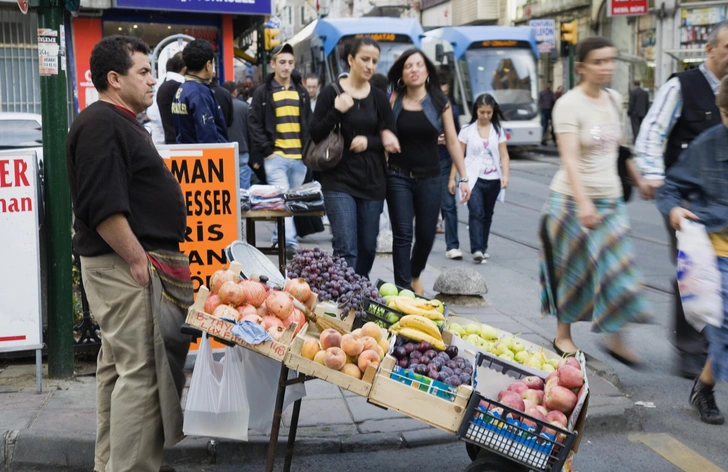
250,44,311,258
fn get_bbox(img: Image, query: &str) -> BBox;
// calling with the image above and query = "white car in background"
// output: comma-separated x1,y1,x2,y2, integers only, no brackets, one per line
0,113,44,176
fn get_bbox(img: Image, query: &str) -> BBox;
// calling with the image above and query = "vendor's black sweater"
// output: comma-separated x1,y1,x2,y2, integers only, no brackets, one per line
66,101,186,256
308,80,395,201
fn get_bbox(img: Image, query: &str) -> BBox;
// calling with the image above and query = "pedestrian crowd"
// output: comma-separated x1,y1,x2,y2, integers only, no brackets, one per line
62,21,728,471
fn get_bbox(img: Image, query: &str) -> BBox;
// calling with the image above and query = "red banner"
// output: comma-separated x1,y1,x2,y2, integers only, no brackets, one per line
72,18,103,112
609,0,648,16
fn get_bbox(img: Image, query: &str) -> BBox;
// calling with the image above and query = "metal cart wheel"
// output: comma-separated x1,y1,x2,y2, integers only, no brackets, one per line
463,450,530,472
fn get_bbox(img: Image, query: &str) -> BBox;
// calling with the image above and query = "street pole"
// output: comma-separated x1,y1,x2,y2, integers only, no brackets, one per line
38,0,74,378
568,44,575,91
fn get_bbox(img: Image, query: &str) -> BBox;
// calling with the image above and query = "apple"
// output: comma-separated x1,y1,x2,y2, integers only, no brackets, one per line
522,376,545,390
507,382,529,396
536,405,549,417
544,385,578,414
557,365,584,389
545,410,568,427
379,283,398,297
523,389,544,406
399,289,416,299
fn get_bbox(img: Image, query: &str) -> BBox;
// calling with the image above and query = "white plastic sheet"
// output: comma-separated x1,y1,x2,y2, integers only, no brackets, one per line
676,218,723,332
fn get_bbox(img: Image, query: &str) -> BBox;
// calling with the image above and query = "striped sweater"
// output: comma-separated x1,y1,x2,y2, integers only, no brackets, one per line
272,82,303,159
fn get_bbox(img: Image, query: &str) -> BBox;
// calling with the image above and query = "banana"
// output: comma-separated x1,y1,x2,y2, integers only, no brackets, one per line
393,297,445,321
389,322,401,333
398,327,447,351
398,315,442,341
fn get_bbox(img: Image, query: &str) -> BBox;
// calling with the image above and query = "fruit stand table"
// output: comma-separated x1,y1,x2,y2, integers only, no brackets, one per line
241,210,325,275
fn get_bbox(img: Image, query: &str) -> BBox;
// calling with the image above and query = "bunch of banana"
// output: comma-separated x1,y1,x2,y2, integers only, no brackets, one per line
388,315,446,350
387,296,445,321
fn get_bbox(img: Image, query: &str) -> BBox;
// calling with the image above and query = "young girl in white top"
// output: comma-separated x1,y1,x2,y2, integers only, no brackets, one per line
450,94,510,263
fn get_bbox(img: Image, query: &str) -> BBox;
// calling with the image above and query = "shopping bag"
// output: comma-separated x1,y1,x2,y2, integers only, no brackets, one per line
676,218,723,331
183,334,250,441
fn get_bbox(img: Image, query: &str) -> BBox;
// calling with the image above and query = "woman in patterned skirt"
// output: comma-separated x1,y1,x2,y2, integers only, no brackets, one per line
539,37,650,366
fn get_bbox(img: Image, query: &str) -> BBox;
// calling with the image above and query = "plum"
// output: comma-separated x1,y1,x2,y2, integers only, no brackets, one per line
463,367,473,375
453,368,463,376
445,375,462,387
418,341,431,353
393,347,407,360
459,373,471,385
440,366,454,378
394,337,405,348
404,343,415,354
423,349,438,359
419,357,431,366
414,364,428,375
446,360,459,370
397,358,409,369
430,371,440,381
453,356,465,363
409,350,422,360
409,362,419,370
445,346,459,359
430,359,443,370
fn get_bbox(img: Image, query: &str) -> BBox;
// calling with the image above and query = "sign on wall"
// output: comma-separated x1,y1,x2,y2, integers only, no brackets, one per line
609,0,648,17
115,0,273,16
158,144,240,293
0,151,43,353
528,19,555,53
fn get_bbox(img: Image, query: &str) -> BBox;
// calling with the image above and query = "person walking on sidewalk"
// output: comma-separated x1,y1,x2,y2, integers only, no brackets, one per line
66,35,192,472
656,76,728,425
539,81,555,146
540,37,650,365
437,70,463,260
454,93,510,264
309,37,398,277
635,20,728,378
172,39,228,144
249,43,311,259
387,49,471,294
628,80,649,144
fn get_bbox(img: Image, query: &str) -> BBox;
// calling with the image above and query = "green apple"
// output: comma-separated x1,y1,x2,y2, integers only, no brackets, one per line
386,313,400,324
465,324,481,336
514,351,530,364
399,289,416,299
498,351,515,361
379,283,399,297
541,363,556,373
480,325,499,341
511,341,526,353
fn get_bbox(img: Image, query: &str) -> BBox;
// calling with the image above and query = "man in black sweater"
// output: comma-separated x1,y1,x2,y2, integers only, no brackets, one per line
66,35,191,471
148,51,186,145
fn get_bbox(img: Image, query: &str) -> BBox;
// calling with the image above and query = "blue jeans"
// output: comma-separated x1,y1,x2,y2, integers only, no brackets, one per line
387,170,442,289
705,257,728,383
440,159,459,250
323,191,383,277
468,178,501,254
264,155,307,247
239,152,251,190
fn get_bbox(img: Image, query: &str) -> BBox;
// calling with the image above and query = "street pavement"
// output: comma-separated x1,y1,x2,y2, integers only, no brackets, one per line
1,148,727,471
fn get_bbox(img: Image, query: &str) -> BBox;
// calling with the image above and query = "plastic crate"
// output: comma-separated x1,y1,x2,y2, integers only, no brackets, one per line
457,353,578,472
358,280,448,329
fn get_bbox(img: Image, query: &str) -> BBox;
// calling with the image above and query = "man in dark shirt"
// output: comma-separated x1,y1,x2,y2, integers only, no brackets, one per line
539,81,555,146
628,80,649,143
66,35,191,472
149,52,185,145
211,73,234,127
222,81,251,189
172,39,228,144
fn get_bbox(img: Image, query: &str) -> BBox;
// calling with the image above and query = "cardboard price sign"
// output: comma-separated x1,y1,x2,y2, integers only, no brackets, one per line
159,144,240,292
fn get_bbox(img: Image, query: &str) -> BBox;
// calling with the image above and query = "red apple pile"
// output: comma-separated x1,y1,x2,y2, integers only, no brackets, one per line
203,267,311,339
495,357,584,434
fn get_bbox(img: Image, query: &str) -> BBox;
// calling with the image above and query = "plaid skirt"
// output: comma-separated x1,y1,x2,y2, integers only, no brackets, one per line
539,192,651,333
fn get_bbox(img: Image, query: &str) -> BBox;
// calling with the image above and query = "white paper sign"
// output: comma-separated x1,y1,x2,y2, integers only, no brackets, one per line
0,151,43,352
529,19,556,53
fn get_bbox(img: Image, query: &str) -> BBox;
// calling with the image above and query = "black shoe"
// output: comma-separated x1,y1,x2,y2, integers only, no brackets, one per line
677,355,707,379
690,380,725,425
286,245,297,261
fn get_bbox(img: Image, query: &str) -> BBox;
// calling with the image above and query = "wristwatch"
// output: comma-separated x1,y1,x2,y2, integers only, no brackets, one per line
458,178,469,184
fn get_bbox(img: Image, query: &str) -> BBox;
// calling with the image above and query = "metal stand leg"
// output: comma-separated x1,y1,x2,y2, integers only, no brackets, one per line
246,217,256,245
265,363,290,472
283,374,305,472
35,348,42,394
277,216,286,274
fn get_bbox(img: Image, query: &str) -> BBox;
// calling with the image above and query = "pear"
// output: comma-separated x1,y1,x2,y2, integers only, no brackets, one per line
498,351,515,361
511,340,526,353
500,336,514,351
480,324,499,341
449,322,463,333
546,358,560,369
525,357,543,369
514,350,530,364
465,324,482,336
495,342,511,357
465,334,481,345
541,363,556,373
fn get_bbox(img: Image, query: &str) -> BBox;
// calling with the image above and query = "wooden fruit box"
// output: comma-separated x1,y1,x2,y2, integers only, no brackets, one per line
186,286,309,362
368,355,474,434
306,308,356,337
284,335,378,397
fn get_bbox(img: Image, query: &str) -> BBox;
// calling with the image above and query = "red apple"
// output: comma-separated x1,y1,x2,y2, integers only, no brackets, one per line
522,376,545,390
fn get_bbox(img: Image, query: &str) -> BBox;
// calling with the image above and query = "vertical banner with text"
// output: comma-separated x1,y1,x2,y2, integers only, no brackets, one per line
159,144,240,293
0,151,43,352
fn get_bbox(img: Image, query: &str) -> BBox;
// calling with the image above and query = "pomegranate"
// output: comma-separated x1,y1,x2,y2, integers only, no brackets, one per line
284,278,312,303
267,325,286,341
265,291,293,320
203,293,221,314
240,280,268,307
209,269,237,293
236,303,258,318
282,308,306,336
256,303,268,319
242,313,263,324
544,385,578,414
218,281,245,306
261,315,284,330
212,304,241,321
557,365,584,389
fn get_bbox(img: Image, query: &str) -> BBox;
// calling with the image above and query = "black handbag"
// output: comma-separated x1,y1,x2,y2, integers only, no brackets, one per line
301,83,344,172
606,90,634,202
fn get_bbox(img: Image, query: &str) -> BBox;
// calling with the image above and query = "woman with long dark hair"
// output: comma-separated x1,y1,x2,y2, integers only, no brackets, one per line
452,93,510,263
539,37,650,365
308,37,399,277
387,48,470,294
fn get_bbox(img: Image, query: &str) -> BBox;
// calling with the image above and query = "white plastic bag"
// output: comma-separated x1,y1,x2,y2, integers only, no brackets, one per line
183,334,250,441
676,218,723,331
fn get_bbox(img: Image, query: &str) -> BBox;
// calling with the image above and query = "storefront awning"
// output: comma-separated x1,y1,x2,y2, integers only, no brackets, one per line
663,49,707,64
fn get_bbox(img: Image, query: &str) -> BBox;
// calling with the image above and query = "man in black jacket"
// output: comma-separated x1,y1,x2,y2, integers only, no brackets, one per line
249,43,311,257
628,80,649,143
149,52,185,145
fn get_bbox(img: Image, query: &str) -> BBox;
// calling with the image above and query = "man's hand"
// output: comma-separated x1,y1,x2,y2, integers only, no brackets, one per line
334,93,354,113
382,130,401,154
448,178,457,195
641,179,664,200
437,133,446,145
578,199,602,230
265,153,277,160
350,136,368,153
669,207,700,231
459,182,471,203
130,259,150,287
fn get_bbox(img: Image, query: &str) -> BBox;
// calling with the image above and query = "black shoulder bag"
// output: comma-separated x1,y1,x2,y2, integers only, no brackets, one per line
302,83,344,172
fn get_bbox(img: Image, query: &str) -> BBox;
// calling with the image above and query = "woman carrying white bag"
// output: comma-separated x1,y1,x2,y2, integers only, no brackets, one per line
656,75,728,426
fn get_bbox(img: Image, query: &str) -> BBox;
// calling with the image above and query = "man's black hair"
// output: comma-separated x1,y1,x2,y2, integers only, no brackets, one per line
90,35,151,92
183,39,215,73
165,51,185,74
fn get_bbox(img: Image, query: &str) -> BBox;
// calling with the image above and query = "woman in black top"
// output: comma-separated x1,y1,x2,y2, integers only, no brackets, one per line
309,38,399,277
387,49,470,293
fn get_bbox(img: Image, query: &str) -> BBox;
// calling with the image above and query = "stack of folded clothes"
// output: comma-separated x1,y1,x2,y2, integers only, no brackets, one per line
249,185,285,211
240,189,251,213
284,182,325,213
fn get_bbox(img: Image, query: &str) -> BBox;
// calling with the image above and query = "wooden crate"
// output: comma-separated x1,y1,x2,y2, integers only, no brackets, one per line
306,309,356,337
284,335,377,397
368,356,473,433
186,286,307,362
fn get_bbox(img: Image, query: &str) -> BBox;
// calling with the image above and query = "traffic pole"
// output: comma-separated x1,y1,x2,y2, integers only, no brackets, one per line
38,0,74,378
568,44,575,91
